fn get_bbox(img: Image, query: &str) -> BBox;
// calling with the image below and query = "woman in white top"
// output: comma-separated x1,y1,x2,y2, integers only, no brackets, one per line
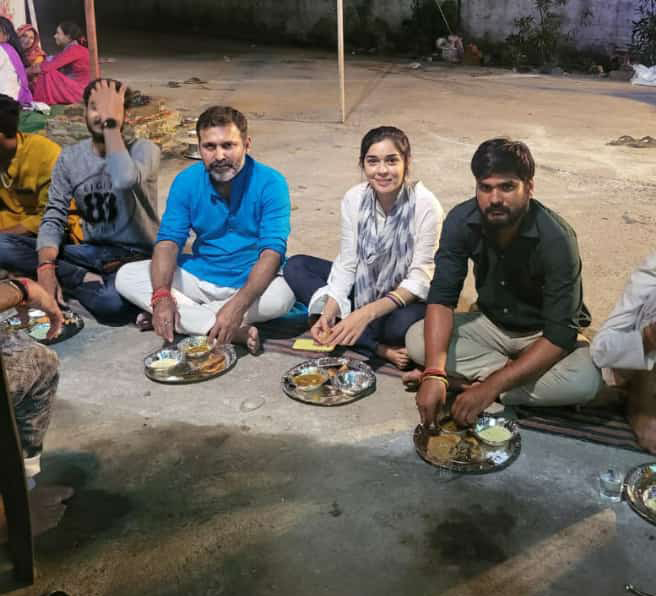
283,126,444,368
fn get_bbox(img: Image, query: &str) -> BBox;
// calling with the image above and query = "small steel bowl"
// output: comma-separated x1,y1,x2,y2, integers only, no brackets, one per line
473,416,515,447
438,416,468,436
334,370,371,396
178,336,212,359
145,349,185,374
643,486,656,513
291,366,329,392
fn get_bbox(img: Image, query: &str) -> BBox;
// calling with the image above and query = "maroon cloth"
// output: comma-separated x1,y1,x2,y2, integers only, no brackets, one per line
31,42,89,105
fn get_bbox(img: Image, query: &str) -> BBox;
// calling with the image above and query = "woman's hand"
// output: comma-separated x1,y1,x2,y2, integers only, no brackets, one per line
310,314,335,344
326,306,375,346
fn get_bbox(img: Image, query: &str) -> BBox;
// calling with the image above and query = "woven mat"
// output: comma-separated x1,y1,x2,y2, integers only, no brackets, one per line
514,403,642,452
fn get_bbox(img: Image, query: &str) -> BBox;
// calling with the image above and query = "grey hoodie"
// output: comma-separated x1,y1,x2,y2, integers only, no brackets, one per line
37,138,160,254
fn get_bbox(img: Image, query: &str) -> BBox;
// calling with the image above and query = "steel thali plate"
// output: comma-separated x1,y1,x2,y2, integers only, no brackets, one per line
0,308,84,345
144,344,237,384
282,357,376,406
624,463,656,525
413,416,521,474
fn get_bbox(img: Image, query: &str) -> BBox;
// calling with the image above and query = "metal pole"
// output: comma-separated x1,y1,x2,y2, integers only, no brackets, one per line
26,0,37,29
84,0,101,79
337,0,346,123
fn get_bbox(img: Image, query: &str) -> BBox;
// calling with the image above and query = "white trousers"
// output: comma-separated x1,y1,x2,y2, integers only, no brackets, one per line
116,260,295,336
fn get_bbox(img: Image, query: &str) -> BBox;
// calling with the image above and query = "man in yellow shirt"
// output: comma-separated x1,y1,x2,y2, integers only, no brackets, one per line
0,94,60,236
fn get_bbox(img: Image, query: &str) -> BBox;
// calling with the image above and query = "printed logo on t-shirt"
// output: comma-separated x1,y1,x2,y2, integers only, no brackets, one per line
82,191,118,224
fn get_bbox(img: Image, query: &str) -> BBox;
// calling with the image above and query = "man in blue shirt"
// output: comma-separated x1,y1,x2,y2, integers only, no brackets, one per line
116,106,294,353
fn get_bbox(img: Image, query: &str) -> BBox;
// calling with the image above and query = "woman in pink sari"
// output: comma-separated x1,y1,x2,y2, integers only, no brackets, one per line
29,21,89,105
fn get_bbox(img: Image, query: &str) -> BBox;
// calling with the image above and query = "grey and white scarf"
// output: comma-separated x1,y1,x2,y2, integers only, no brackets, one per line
353,182,416,309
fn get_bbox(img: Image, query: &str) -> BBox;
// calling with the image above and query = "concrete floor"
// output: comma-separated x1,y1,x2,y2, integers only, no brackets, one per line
2,31,656,595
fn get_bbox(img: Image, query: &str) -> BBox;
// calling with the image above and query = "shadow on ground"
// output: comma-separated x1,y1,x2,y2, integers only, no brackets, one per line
0,399,644,596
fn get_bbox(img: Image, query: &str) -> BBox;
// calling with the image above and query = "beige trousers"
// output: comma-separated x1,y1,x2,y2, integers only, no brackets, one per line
405,312,602,407
116,260,295,336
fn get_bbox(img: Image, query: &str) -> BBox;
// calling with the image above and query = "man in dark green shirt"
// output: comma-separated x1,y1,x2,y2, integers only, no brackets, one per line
406,138,602,427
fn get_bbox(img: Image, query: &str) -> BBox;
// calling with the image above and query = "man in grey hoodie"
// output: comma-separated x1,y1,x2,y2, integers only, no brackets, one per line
0,79,160,325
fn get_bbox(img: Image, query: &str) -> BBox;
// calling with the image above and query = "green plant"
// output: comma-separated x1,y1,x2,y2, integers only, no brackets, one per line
506,0,570,67
632,0,656,65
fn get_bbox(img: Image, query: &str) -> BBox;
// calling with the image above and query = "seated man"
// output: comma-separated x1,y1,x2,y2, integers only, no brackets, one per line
0,277,73,540
0,93,60,237
116,105,294,352
591,253,656,453
406,138,602,427
0,78,160,325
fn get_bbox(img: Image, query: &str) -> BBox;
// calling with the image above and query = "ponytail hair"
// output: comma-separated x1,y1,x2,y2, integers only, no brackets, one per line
58,21,87,47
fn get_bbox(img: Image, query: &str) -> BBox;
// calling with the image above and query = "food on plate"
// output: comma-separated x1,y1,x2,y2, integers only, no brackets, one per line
149,358,181,370
478,426,512,443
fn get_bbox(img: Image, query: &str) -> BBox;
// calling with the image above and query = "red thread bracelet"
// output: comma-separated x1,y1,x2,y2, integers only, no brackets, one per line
151,288,174,308
422,367,446,378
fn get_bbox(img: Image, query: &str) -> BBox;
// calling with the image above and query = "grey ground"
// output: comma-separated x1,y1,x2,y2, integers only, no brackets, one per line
2,31,656,595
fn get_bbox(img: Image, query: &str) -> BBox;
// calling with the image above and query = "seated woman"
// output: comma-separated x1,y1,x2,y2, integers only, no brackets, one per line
0,17,32,106
29,21,89,105
283,126,444,368
17,24,45,70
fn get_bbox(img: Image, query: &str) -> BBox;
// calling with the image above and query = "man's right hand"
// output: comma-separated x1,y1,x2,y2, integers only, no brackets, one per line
37,267,64,306
415,377,448,428
152,296,178,343
19,279,64,340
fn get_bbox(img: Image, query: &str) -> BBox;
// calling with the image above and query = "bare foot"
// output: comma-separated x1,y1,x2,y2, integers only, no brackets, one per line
82,272,104,285
232,325,262,355
627,371,656,454
376,345,410,369
0,485,74,543
135,311,153,331
401,368,423,386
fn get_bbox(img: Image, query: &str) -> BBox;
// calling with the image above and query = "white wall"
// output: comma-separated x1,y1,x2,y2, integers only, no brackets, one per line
462,0,636,50
95,0,635,50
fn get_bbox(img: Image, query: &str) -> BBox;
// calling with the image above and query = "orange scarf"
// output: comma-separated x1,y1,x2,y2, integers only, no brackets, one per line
17,24,45,66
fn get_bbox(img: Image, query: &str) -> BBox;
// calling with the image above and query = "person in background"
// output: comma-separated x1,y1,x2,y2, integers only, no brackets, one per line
17,23,45,70
0,93,60,237
0,17,32,106
29,21,89,105
283,126,444,369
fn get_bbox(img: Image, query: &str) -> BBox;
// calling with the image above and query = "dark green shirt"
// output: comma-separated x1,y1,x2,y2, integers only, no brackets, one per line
427,198,591,351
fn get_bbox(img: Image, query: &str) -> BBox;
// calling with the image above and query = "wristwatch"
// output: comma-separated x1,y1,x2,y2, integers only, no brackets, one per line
102,118,118,130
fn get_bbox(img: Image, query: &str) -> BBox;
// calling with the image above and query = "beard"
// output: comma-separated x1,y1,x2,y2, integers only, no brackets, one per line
207,155,245,183
88,121,104,143
480,201,529,231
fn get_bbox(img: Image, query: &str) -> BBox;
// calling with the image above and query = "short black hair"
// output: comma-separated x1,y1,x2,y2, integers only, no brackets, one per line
471,138,535,182
0,94,20,139
83,78,132,110
196,106,248,139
